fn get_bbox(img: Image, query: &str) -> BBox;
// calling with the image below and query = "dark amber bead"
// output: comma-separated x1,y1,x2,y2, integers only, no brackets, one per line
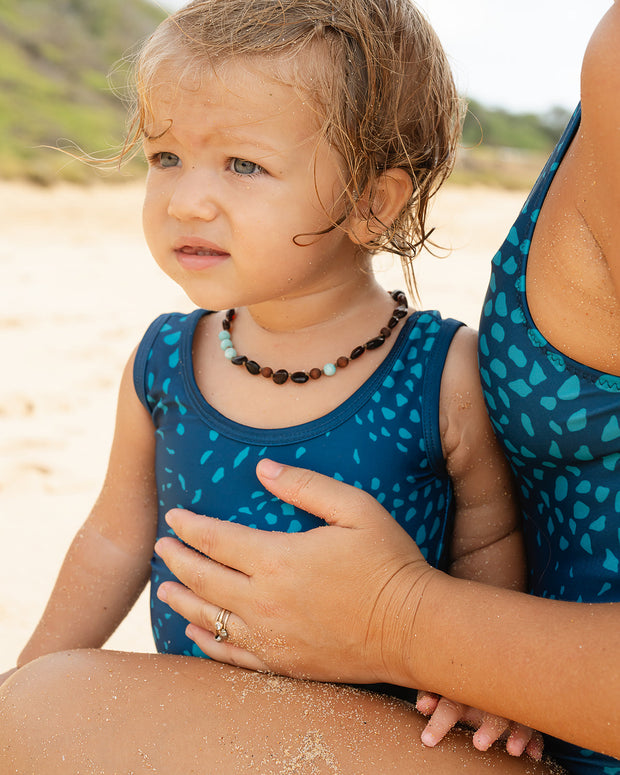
222,318,231,331
380,327,392,338
387,315,399,329
272,369,289,384
366,336,385,350
231,355,247,366
225,309,235,321
245,360,261,375
336,356,349,368
393,306,407,319
260,366,273,378
291,371,309,384
350,345,365,360
309,368,322,380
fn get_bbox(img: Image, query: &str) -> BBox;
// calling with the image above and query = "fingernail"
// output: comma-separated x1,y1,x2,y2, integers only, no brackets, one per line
156,584,167,602
475,734,491,751
421,731,436,747
165,508,181,525
257,458,284,480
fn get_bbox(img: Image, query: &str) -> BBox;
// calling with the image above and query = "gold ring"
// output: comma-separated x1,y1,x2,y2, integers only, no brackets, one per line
214,608,232,641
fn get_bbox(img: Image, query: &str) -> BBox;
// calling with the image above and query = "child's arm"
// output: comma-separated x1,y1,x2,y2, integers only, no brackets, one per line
15,352,157,667
417,327,541,758
441,327,524,591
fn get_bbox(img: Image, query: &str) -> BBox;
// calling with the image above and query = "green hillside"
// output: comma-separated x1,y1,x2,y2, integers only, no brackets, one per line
0,0,571,187
0,0,164,183
452,99,572,189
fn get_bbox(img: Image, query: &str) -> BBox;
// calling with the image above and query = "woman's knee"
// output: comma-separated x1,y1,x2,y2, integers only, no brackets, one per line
0,651,97,744
0,650,128,771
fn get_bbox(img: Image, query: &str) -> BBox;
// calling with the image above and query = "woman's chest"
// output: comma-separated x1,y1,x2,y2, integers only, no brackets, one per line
526,141,620,376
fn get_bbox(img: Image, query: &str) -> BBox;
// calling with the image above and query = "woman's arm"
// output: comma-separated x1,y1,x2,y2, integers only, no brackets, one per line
155,462,620,759
16,353,157,666
578,0,620,294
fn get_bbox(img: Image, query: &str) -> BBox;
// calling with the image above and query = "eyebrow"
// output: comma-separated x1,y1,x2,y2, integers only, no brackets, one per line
141,122,283,158
217,126,283,157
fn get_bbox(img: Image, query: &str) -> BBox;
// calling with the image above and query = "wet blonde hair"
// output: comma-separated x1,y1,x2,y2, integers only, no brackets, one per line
126,0,462,291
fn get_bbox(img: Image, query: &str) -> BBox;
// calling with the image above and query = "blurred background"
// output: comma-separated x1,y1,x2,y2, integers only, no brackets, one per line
0,0,611,186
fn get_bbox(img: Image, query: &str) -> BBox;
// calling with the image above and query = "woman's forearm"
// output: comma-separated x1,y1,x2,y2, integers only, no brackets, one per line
156,463,620,759
407,571,620,757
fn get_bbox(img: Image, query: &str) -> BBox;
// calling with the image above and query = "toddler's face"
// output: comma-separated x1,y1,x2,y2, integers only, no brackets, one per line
141,56,362,313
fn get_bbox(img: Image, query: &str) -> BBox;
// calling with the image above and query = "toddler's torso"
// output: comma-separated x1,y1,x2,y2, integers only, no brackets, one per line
135,308,462,656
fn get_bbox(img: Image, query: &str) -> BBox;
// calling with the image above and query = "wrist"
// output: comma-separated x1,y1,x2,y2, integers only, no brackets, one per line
371,560,446,688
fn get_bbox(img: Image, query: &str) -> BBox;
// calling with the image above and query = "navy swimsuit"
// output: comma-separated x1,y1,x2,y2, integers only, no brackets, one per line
479,106,620,774
135,308,462,657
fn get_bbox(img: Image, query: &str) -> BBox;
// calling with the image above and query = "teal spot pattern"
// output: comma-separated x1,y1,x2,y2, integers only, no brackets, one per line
136,309,459,675
478,108,620,775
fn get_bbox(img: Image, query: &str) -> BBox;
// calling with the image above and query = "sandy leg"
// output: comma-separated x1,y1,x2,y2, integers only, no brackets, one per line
0,649,560,775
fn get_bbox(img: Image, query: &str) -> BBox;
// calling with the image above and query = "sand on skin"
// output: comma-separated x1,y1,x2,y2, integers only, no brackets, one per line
0,180,528,667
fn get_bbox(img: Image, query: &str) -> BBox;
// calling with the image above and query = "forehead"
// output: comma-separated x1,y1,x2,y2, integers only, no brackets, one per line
144,55,323,142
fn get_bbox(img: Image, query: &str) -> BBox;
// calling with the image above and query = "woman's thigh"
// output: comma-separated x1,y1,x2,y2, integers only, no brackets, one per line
0,649,557,774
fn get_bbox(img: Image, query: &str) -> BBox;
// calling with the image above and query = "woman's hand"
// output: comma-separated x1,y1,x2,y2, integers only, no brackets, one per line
154,458,435,686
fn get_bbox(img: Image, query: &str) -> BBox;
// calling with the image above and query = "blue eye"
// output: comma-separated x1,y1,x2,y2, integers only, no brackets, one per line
230,158,262,176
158,152,180,168
148,151,179,168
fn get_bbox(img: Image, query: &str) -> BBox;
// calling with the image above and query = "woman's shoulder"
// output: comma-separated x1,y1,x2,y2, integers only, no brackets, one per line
578,3,620,260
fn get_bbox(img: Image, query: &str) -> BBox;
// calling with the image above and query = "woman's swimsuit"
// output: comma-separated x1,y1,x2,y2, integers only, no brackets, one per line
478,105,620,775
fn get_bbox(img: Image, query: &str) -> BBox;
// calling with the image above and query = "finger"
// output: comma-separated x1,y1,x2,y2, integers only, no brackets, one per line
157,580,229,633
163,509,267,575
155,535,250,609
420,697,464,748
158,580,246,645
472,714,511,752
256,459,395,531
504,723,534,757
524,731,545,761
158,581,266,669
184,624,269,672
415,690,440,716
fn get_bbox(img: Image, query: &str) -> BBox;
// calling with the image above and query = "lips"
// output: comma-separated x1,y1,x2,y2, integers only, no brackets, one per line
173,239,229,270
178,245,226,257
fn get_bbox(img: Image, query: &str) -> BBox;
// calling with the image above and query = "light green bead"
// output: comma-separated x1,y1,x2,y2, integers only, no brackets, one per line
224,347,237,359
220,338,233,350
323,363,336,376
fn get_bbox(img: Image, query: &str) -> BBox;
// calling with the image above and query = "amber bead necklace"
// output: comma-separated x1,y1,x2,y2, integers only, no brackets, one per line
218,290,408,385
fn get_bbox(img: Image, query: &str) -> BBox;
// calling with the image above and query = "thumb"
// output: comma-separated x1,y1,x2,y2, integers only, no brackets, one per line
255,459,392,530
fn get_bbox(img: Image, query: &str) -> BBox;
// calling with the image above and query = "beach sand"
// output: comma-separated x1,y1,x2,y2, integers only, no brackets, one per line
0,179,528,667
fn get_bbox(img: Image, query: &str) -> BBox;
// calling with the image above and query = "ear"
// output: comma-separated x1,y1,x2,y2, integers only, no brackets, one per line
346,168,414,247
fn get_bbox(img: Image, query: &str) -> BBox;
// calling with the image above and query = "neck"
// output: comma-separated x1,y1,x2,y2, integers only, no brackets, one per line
219,283,409,385
242,277,389,335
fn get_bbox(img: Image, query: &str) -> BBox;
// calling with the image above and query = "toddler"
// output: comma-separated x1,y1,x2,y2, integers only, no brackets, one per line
1,0,548,768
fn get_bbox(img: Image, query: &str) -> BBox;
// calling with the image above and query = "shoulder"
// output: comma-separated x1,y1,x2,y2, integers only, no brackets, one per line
133,309,206,408
440,325,479,397
438,326,492,456
581,3,620,103
580,3,620,156
577,4,620,257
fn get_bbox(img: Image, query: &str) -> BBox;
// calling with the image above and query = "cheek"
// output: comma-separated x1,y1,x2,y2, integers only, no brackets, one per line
142,190,166,245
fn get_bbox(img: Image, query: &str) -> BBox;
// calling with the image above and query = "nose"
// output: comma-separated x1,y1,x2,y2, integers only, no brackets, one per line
167,168,219,222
